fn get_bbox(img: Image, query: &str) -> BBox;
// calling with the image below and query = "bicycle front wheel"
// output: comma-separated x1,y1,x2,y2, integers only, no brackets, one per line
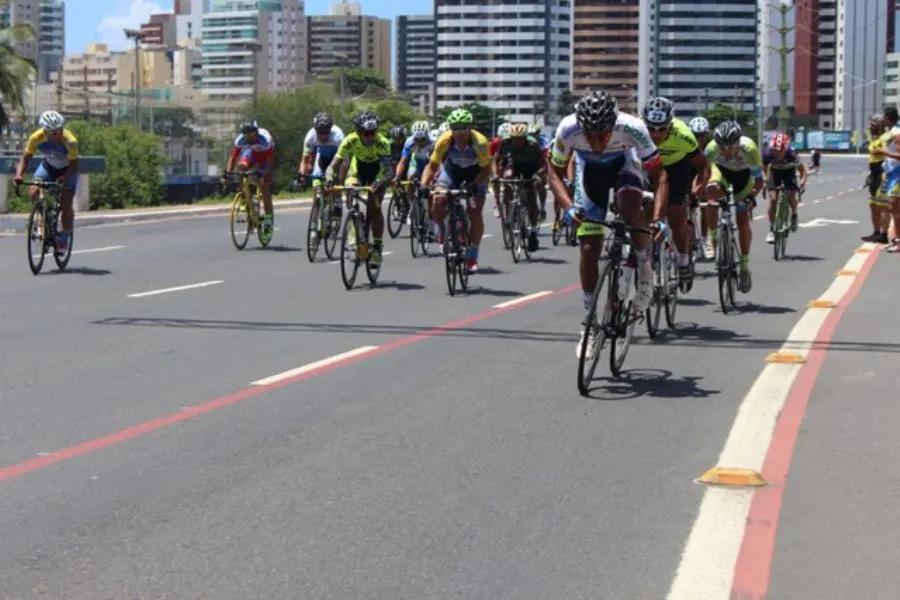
306,199,322,262
340,213,361,290
716,226,731,314
510,204,523,263
26,201,46,275
444,218,459,296
229,193,251,250
577,260,613,395
409,200,421,258
387,192,405,239
609,276,638,378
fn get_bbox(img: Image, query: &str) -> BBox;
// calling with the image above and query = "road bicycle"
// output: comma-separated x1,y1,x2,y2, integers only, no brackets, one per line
443,185,472,296
305,178,341,262
496,177,534,263
386,182,411,239
334,185,381,290
228,170,272,250
408,184,437,258
771,183,797,261
646,221,679,338
714,186,742,314
21,180,72,275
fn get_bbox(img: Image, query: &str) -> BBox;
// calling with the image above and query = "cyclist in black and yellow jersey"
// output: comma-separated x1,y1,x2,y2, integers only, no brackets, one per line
762,132,807,242
326,110,393,267
641,97,709,286
863,115,889,243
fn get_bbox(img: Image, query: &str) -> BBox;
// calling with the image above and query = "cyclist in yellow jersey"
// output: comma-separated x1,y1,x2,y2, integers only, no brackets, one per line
14,111,79,255
421,108,492,273
641,97,709,288
863,115,889,243
326,110,393,267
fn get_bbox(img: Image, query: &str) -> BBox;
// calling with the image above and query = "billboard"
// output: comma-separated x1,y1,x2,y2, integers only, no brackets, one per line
805,130,852,151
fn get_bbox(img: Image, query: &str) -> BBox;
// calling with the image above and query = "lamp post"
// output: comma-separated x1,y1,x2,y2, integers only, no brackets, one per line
123,28,147,129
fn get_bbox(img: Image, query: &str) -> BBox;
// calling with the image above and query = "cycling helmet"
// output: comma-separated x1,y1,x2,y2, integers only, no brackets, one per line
498,122,511,139
688,116,710,135
642,96,674,127
528,123,541,136
411,120,430,139
575,90,618,133
429,129,440,142
240,120,259,134
508,123,528,138
389,126,407,139
438,121,450,135
770,132,790,151
39,110,65,131
714,120,742,145
353,110,379,132
446,108,473,126
313,112,334,131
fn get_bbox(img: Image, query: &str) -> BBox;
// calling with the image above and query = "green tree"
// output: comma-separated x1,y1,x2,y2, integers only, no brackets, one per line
701,102,758,144
368,98,427,132
557,90,578,116
67,120,166,209
435,102,501,137
338,67,390,96
0,1,37,129
246,84,342,190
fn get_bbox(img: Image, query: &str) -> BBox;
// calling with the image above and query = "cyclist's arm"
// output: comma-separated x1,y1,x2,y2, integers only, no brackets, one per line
647,162,668,222
688,150,709,189
548,131,575,208
299,152,315,176
225,145,241,173
797,161,808,187
15,152,33,181
473,139,493,187
533,142,548,176
746,143,765,196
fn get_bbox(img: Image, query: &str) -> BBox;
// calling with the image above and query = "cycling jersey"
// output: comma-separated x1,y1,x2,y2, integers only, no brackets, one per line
551,112,661,171
705,136,763,177
391,140,405,163
232,128,275,157
335,132,392,164
762,146,800,171
429,130,492,169
401,136,434,165
302,126,344,160
656,119,700,167
869,131,887,164
498,137,544,168
24,128,79,169
489,136,502,157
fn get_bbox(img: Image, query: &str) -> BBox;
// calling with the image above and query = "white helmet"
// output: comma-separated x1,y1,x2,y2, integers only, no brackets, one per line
498,122,511,139
429,129,440,142
688,116,710,135
411,120,430,139
39,110,65,131
438,121,450,135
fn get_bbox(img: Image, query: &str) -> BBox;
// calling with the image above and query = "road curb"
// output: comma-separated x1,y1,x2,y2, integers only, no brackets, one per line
0,198,313,233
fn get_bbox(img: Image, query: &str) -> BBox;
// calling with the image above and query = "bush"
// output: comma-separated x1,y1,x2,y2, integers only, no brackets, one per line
67,120,166,209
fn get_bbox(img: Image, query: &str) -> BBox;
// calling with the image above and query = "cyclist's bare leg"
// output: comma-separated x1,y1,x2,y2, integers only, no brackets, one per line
368,192,385,240
468,194,486,247
60,187,75,233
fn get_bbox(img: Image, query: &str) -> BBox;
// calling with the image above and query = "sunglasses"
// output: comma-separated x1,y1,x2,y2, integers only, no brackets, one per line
450,125,469,132
360,130,377,138
46,128,62,135
648,125,670,133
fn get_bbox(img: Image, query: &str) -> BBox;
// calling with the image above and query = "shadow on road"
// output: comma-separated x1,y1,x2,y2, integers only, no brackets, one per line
585,368,719,401
48,267,112,276
255,245,302,252
361,281,426,291
527,256,568,265
738,302,797,315
784,254,824,262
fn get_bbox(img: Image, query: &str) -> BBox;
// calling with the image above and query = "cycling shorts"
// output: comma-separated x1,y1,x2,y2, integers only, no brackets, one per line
34,161,78,192
709,165,755,211
767,169,798,192
869,164,887,204
573,149,646,237
436,163,487,196
664,158,691,206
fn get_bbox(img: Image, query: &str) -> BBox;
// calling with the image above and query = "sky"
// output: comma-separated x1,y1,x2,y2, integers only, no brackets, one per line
64,0,426,54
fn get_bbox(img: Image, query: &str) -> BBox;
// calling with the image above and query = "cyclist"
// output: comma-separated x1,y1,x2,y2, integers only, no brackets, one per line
14,110,79,255
642,97,709,287
863,115,889,243
389,126,407,176
489,122,511,217
224,120,276,237
492,123,547,252
548,90,668,358
704,120,763,292
763,132,807,243
809,148,821,174
297,112,344,214
421,107,493,273
872,106,900,251
394,120,436,234
326,110,393,267
689,116,715,257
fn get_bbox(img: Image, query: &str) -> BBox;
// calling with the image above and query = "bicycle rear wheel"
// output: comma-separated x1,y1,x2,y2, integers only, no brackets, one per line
324,201,341,261
306,199,322,262
646,242,662,339
499,197,512,249
409,200,421,258
717,226,731,314
577,260,613,395
444,218,459,296
510,204,523,263
457,213,470,292
365,226,381,286
229,193,251,250
609,278,637,378
773,199,787,261
52,217,72,271
26,201,46,275
664,245,679,329
340,213,361,290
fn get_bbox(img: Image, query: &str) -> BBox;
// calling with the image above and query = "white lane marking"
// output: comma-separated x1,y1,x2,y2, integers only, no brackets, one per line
251,345,378,386
31,245,124,259
483,234,493,239
665,245,872,599
127,280,223,298
493,290,552,309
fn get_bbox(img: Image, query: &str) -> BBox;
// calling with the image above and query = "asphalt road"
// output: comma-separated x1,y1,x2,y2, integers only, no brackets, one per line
0,156,893,599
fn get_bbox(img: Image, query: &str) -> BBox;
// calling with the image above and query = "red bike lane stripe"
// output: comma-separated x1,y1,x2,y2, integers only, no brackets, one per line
730,246,881,598
0,284,580,483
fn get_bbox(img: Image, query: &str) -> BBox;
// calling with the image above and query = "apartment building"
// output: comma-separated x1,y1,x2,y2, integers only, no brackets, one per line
175,0,209,43
141,13,177,48
396,14,435,111
435,0,571,124
201,0,307,102
572,0,639,114
0,0,65,82
307,1,391,83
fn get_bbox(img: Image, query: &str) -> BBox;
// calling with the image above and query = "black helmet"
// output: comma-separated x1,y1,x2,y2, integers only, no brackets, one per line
313,112,334,131
240,120,259,134
714,120,742,145
642,96,674,127
575,90,619,133
389,126,407,139
353,110,380,132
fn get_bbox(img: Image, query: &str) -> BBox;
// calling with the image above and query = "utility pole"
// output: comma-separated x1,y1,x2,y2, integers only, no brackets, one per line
83,65,89,120
652,0,660,96
55,74,62,112
124,28,146,130
767,1,795,133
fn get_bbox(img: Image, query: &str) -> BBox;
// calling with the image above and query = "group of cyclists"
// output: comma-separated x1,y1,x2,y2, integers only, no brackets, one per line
16,93,815,359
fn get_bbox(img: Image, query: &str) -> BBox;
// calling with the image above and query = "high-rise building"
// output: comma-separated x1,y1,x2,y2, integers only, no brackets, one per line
794,0,888,131
434,0,571,125
396,15,435,111
642,0,759,117
175,0,209,43
757,1,795,126
572,0,639,114
200,0,307,102
0,0,65,83
306,2,391,84
140,13,177,49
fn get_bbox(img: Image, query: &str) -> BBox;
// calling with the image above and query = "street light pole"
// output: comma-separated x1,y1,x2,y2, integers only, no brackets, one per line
124,28,146,130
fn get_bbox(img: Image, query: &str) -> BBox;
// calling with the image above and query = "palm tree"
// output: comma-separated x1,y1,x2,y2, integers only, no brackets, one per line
0,0,36,131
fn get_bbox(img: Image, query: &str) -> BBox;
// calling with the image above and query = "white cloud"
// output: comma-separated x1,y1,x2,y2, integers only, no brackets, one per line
96,0,164,51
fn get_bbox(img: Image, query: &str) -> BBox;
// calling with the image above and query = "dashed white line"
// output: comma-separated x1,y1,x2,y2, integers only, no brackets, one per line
251,345,379,386
31,244,124,259
127,280,223,298
492,290,552,309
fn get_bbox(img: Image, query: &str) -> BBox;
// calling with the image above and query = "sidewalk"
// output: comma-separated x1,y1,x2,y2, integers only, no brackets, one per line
0,196,312,233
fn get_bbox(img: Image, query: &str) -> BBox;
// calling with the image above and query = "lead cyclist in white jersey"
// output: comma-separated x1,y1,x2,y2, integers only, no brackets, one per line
548,90,670,358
